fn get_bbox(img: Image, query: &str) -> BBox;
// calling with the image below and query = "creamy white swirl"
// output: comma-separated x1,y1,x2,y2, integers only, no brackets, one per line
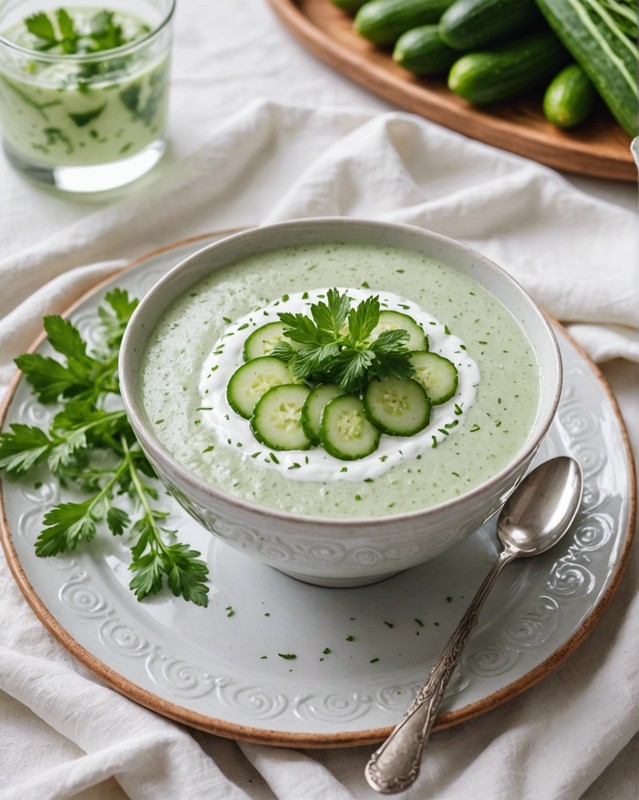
198,288,480,482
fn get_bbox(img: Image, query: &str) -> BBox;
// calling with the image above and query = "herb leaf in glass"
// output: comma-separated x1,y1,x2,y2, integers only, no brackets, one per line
0,0,174,192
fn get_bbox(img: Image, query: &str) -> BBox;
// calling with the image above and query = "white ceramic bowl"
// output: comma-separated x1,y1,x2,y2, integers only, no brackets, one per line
119,219,562,587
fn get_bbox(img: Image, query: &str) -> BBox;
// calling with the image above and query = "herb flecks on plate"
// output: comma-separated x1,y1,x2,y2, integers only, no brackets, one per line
271,288,413,393
0,289,209,607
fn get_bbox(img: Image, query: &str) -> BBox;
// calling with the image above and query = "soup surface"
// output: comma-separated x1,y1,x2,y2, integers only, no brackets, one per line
140,241,541,518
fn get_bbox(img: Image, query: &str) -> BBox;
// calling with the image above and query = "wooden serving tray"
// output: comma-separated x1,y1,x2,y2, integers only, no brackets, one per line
268,0,636,182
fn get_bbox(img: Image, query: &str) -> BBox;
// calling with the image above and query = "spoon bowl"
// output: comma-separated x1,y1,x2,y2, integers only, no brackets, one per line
365,456,584,794
499,456,584,557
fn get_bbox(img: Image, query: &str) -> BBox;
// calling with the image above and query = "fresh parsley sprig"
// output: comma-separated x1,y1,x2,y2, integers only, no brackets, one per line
25,9,136,55
0,289,209,607
272,288,413,393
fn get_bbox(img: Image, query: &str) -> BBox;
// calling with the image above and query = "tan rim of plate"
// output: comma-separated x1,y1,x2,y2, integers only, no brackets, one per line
0,230,636,749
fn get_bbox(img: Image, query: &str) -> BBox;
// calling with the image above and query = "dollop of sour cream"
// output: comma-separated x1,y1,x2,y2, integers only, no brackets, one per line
198,288,480,482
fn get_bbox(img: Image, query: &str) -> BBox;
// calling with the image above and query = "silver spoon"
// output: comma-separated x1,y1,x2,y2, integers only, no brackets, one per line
365,456,583,795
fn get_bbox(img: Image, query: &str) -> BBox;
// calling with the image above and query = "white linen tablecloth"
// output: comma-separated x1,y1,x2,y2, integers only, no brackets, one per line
0,3,638,799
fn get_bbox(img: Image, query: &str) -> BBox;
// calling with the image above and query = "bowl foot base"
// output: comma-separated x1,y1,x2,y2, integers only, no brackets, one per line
3,138,166,193
273,567,404,588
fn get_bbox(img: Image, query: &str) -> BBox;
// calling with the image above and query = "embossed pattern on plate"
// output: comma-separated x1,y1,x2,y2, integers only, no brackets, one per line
0,233,635,747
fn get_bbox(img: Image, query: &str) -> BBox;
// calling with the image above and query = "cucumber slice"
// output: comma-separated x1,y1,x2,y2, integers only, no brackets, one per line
320,395,380,461
227,356,295,419
243,322,289,361
301,383,344,446
410,351,458,405
370,310,428,351
362,377,431,436
250,384,312,451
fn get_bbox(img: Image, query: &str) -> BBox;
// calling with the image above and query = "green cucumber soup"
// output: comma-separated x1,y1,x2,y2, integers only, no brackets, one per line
0,7,169,167
140,242,541,519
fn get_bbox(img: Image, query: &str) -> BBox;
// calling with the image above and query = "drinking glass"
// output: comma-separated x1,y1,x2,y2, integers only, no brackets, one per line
0,0,174,192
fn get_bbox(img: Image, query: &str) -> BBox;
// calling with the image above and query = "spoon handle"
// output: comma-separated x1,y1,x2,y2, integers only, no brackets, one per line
365,548,516,794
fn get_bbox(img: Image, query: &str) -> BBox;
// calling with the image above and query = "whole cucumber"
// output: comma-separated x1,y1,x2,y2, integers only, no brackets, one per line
439,0,545,50
535,0,638,136
355,0,457,47
543,63,598,128
393,25,459,75
331,0,368,14
448,31,570,105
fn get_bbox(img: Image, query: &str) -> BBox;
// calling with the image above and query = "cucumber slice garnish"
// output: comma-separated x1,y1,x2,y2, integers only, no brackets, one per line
362,377,431,436
370,310,428,351
250,384,312,451
227,356,295,419
243,322,289,361
410,351,458,405
320,395,380,461
301,383,344,446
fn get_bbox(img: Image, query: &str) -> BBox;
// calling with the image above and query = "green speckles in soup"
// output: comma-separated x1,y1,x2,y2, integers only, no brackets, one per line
141,242,541,518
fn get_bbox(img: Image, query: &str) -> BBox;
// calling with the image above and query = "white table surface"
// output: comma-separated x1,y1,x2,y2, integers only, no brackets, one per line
0,2,637,799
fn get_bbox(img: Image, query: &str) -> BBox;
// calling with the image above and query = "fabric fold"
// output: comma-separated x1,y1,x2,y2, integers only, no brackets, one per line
0,646,251,800
238,744,357,800
3,102,636,373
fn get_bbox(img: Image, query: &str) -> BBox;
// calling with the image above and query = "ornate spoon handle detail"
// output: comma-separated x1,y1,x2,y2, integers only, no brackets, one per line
365,548,517,794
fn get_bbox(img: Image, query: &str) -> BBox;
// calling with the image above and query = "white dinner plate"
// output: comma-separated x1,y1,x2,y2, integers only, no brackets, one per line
1,231,635,747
